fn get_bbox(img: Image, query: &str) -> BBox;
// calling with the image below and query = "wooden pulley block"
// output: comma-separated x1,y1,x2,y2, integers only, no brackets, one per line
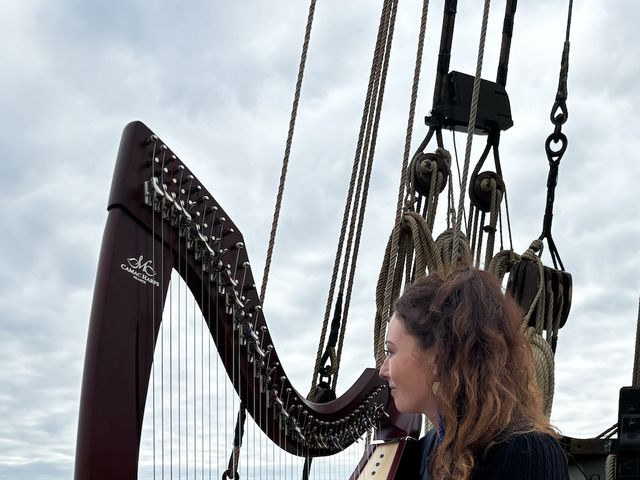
506,259,572,330
413,149,450,197
469,171,505,212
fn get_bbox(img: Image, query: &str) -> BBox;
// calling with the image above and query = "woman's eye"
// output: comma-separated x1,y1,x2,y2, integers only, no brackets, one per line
384,349,393,357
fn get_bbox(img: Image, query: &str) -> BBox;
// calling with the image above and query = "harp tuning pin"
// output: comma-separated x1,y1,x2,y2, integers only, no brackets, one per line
241,261,250,269
191,184,201,195
146,154,158,168
221,228,235,237
160,144,168,151
232,242,244,250
146,134,159,144
195,195,210,205
213,216,227,226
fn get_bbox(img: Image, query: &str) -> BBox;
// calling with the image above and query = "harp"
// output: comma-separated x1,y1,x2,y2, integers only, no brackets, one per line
74,121,421,479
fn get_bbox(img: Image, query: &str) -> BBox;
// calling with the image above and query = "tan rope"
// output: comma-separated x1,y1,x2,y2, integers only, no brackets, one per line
451,0,492,267
374,0,432,370
261,0,318,304
229,2,317,474
333,0,400,390
373,220,472,366
525,327,555,417
483,178,502,267
312,0,398,390
520,240,546,329
605,454,616,480
312,1,391,389
486,248,519,282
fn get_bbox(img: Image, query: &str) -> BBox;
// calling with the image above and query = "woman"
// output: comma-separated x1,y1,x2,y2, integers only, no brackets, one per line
379,268,569,479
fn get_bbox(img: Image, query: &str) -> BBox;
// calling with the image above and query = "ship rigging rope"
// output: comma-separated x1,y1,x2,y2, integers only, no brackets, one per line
261,0,317,305
383,0,432,319
224,2,318,478
450,0,491,270
311,0,400,393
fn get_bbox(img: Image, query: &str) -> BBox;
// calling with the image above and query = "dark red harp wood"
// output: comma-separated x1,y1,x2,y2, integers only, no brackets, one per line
74,121,421,479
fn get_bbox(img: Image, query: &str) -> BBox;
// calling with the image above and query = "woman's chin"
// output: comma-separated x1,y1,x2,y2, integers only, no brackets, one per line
391,393,409,413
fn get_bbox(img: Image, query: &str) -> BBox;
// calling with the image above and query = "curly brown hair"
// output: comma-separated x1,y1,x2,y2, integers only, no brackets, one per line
394,268,555,479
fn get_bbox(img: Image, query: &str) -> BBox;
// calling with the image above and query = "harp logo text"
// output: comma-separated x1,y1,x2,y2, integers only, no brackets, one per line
121,255,160,287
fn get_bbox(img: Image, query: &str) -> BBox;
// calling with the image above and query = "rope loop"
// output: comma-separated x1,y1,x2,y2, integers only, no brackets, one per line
550,100,568,126
221,470,240,480
486,248,519,282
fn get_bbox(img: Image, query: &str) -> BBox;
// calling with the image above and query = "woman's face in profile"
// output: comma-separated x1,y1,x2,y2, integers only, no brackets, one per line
379,314,439,420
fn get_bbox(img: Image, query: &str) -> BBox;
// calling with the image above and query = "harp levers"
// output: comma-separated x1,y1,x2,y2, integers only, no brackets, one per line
75,121,418,480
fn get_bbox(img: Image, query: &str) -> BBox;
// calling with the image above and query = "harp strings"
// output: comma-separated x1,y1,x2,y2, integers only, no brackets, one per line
140,201,374,479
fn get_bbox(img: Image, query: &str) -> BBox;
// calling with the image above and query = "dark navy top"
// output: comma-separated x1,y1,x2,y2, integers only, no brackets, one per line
418,430,570,479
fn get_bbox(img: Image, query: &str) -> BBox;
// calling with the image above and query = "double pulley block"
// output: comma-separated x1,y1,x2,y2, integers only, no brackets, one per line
507,258,572,335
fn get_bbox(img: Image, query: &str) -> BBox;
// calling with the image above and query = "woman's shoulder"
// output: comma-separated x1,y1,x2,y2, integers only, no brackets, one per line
474,431,570,480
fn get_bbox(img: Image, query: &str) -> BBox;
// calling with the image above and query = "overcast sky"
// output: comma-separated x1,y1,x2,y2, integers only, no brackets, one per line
1,1,639,479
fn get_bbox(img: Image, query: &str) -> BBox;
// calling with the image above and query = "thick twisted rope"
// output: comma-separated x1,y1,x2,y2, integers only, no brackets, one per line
312,0,397,390
227,2,317,477
483,178,502,267
525,327,555,417
450,0,491,271
260,0,318,304
333,0,400,390
374,220,472,366
486,248,519,282
489,240,558,417
374,0,433,365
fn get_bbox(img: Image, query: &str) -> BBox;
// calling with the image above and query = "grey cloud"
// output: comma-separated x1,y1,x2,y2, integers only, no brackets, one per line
1,0,639,477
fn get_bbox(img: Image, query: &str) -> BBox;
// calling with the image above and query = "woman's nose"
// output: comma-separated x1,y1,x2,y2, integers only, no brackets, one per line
379,358,389,380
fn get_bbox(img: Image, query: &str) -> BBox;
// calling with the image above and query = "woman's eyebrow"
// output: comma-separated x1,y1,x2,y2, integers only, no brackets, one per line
384,340,395,347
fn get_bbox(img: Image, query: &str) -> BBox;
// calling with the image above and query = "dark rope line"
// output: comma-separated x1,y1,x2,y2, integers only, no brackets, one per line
261,0,318,304
334,0,400,390
375,0,432,365
312,0,396,390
